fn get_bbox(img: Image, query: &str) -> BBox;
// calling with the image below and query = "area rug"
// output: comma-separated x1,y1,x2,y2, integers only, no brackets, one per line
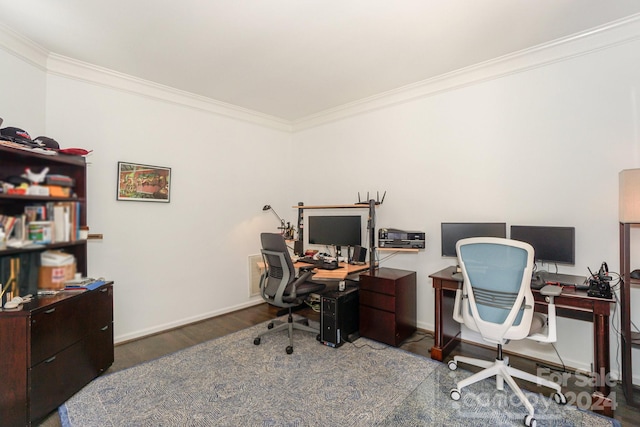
60,318,619,426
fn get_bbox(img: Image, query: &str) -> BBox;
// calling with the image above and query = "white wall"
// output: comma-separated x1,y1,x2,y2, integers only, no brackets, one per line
0,46,47,135
42,74,293,342
2,21,640,384
292,38,640,379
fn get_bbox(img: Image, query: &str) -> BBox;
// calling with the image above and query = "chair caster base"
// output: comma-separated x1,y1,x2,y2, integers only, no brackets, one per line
450,388,461,401
553,392,567,405
524,414,537,427
286,346,293,354
253,337,261,345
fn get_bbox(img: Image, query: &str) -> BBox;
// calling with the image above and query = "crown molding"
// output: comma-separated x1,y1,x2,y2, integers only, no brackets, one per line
0,24,291,132
291,13,640,131
0,23,48,70
2,14,640,133
45,54,292,132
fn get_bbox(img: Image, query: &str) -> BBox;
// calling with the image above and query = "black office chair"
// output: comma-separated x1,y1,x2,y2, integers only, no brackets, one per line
253,233,326,354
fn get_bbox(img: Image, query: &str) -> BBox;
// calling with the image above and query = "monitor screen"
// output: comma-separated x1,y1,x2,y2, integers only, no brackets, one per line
308,215,362,247
441,222,507,257
510,225,575,265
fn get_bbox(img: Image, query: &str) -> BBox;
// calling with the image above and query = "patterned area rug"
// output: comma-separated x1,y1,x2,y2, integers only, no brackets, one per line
60,318,619,426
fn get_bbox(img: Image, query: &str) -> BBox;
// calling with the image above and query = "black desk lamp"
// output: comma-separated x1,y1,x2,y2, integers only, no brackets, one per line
262,205,295,239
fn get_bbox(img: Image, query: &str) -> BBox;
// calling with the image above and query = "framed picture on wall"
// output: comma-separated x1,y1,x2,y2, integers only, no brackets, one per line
117,161,171,203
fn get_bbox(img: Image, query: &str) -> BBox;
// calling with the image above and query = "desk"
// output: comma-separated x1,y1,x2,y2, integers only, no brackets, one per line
429,266,615,399
293,261,371,281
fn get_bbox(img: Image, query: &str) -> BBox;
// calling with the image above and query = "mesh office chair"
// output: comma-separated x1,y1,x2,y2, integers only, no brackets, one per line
448,237,566,427
253,233,326,354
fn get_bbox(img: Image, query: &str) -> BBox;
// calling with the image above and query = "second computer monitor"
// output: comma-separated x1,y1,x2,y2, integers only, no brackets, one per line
510,225,575,265
441,222,507,257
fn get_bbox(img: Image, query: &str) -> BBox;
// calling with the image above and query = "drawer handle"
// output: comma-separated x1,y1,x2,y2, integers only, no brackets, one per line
101,325,109,331
45,308,56,314
44,356,57,364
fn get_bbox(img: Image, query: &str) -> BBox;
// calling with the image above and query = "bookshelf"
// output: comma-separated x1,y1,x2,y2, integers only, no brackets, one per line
0,144,87,289
0,144,113,426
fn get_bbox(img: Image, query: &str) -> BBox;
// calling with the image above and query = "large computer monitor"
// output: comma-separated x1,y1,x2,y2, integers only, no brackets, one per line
441,222,507,257
308,215,362,254
510,225,575,265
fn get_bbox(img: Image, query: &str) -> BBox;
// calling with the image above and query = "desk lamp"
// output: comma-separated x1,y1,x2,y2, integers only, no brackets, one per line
262,205,294,239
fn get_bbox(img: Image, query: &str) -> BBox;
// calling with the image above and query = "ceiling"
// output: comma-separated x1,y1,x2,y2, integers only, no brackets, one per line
1,1,640,122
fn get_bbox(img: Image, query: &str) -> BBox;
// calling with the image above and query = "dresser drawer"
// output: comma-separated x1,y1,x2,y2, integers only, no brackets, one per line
30,297,87,366
359,289,395,312
359,305,397,345
84,284,114,331
30,339,97,421
359,276,397,296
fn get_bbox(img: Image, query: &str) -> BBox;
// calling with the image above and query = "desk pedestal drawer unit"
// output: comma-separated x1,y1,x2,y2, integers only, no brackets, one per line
359,268,416,346
0,282,114,427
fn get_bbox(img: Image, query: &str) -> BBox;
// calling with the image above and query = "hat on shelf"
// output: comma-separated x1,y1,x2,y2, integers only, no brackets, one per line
34,136,60,150
0,126,39,147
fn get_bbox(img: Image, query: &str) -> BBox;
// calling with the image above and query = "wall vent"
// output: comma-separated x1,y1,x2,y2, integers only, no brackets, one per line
248,254,263,297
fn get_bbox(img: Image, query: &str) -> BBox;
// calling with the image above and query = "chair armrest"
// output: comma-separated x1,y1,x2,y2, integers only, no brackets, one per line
540,284,562,297
528,284,560,343
540,284,562,305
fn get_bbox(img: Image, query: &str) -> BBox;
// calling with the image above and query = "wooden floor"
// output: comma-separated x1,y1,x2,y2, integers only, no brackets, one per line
38,303,638,426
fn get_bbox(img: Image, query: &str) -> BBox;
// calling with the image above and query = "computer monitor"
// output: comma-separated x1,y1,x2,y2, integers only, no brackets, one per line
308,215,362,255
510,225,575,265
441,222,507,257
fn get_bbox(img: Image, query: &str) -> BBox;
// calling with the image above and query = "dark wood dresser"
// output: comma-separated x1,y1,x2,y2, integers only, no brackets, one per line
0,282,114,426
359,267,416,346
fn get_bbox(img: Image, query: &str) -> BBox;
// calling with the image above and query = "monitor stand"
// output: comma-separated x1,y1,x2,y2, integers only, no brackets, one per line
334,245,342,258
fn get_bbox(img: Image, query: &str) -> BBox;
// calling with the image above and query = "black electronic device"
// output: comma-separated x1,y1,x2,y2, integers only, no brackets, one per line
587,262,612,299
320,287,359,348
293,240,304,256
378,228,426,249
308,215,362,257
441,222,507,257
510,225,575,265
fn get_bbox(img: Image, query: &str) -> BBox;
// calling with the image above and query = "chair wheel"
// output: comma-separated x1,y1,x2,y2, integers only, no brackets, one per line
286,346,293,354
253,337,261,345
316,334,321,341
553,392,567,405
524,414,537,427
450,388,461,401
448,360,457,371
267,322,274,329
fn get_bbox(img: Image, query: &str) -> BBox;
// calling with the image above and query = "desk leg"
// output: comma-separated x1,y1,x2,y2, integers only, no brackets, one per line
593,312,610,396
431,280,461,361
590,311,614,417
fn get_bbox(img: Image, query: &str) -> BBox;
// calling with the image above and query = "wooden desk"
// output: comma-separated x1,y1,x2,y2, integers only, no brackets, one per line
293,261,371,280
429,266,615,399
257,261,371,281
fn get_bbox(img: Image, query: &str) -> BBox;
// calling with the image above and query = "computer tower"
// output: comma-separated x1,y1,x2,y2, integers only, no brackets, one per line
320,286,359,348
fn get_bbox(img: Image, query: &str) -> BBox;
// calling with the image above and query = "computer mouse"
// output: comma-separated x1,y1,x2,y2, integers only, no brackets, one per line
631,269,640,279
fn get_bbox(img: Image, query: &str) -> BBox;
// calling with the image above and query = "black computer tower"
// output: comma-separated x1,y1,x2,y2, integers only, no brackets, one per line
320,287,359,348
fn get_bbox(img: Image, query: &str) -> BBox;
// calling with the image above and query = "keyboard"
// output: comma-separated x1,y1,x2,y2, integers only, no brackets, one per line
296,257,342,270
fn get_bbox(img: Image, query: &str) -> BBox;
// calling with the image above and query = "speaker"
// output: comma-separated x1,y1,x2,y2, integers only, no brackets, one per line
350,245,367,264
293,240,304,256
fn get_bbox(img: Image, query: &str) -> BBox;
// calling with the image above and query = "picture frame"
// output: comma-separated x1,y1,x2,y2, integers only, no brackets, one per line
117,161,171,202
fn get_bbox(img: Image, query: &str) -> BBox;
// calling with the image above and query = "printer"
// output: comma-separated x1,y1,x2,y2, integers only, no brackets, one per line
378,228,426,249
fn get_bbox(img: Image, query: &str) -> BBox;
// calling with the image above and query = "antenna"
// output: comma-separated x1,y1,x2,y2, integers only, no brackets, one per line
379,191,386,205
